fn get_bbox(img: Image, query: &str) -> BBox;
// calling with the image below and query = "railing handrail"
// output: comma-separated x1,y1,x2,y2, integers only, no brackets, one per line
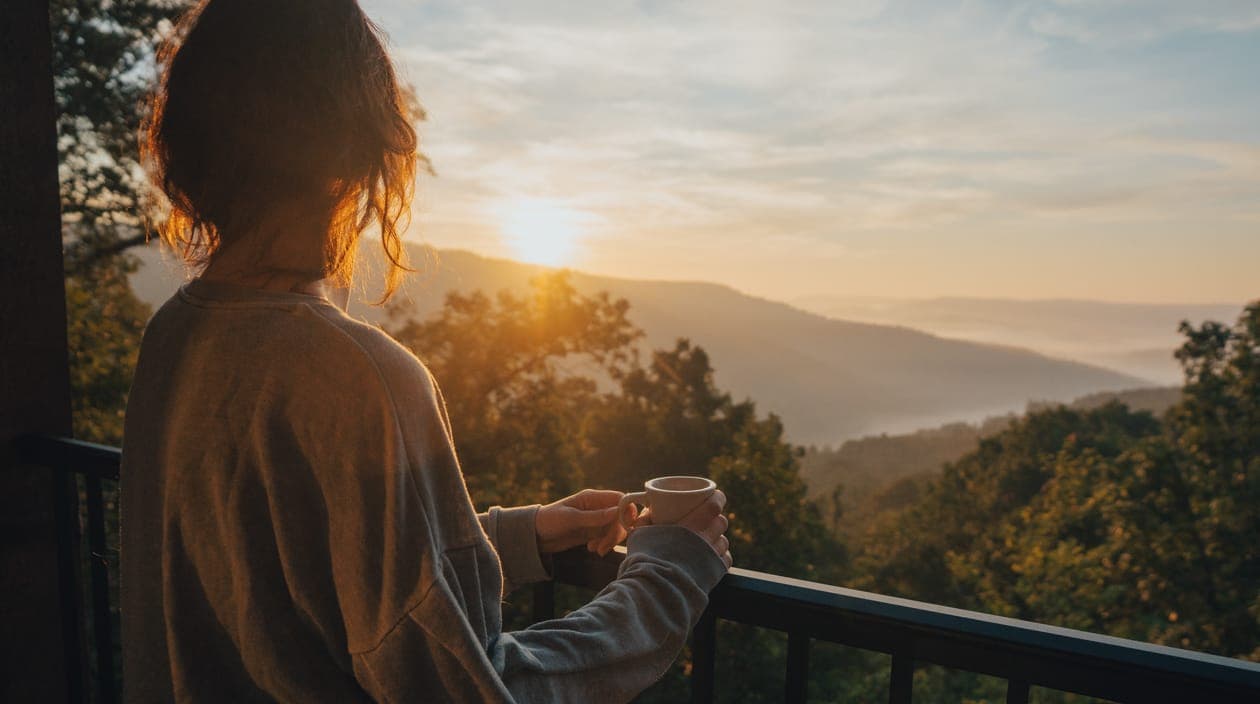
548,547,1260,701
724,567,1260,688
19,433,1260,703
17,434,121,480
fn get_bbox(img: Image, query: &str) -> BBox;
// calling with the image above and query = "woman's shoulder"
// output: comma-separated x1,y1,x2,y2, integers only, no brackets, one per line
139,284,444,423
303,306,441,407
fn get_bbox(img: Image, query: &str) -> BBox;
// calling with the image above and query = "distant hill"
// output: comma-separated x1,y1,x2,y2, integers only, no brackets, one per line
1056,386,1180,416
131,242,1148,445
802,385,1181,535
801,419,1000,508
790,295,1244,385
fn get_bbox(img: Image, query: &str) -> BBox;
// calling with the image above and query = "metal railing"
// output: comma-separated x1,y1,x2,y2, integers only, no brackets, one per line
537,549,1260,703
18,434,1260,703
16,435,121,704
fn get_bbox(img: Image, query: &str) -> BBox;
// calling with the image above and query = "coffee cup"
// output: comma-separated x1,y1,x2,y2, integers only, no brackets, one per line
617,475,717,529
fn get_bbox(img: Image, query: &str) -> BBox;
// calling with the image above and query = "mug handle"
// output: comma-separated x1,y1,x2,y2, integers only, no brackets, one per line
618,491,649,529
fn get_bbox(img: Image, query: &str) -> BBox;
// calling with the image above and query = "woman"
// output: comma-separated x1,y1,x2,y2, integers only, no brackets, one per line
120,1,731,702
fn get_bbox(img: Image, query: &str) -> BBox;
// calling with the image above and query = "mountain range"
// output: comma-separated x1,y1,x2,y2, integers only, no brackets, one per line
130,243,1149,445
790,295,1244,385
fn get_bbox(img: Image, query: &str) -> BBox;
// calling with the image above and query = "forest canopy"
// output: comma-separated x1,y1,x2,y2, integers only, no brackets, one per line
387,278,1259,701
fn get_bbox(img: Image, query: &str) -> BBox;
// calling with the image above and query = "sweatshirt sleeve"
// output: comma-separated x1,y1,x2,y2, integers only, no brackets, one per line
351,524,726,704
494,525,726,702
478,504,553,593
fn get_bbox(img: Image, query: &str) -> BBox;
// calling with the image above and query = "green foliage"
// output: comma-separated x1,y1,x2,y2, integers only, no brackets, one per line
584,340,751,489
386,274,642,507
65,266,152,445
711,416,841,582
801,387,1182,545
859,301,1260,670
853,404,1155,609
800,418,1007,538
53,0,185,271
1149,302,1260,656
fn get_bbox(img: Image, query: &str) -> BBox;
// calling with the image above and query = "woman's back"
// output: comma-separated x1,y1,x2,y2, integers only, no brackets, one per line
121,279,502,701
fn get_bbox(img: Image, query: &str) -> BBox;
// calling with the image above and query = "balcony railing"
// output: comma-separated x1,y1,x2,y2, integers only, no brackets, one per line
17,434,1260,703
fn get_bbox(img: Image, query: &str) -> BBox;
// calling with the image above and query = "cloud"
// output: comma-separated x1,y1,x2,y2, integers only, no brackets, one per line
360,0,1260,301
1028,0,1260,46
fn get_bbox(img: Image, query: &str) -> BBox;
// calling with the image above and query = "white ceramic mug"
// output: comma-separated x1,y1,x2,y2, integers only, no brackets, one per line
617,475,717,529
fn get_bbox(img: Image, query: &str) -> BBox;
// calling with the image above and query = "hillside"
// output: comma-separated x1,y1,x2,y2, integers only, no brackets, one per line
131,243,1147,444
802,385,1182,516
791,294,1243,384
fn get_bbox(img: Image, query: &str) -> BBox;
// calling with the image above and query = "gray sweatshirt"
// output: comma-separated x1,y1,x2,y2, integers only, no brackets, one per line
120,278,726,703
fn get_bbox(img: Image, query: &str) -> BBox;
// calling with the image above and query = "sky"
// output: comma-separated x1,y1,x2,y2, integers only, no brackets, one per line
358,0,1260,305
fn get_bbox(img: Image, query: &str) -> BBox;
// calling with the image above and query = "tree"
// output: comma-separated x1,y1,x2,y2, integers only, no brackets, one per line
710,416,839,581
1149,301,1260,656
584,340,752,491
386,273,641,507
64,266,151,446
53,0,185,273
855,301,1260,681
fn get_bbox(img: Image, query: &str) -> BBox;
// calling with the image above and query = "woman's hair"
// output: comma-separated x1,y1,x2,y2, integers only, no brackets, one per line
143,0,422,302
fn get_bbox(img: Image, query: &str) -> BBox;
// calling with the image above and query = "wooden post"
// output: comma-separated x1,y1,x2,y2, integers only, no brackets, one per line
0,1,84,701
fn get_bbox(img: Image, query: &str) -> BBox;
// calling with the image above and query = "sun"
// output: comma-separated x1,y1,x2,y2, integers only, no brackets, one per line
493,197,592,267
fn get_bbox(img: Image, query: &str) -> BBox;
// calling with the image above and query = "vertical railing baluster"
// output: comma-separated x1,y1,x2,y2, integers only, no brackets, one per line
889,654,914,704
690,609,717,704
531,580,556,623
785,631,810,703
86,475,117,704
52,468,87,704
1005,679,1030,704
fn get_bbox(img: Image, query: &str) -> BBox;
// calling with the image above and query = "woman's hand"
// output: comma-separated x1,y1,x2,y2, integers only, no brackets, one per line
631,490,732,569
536,489,629,556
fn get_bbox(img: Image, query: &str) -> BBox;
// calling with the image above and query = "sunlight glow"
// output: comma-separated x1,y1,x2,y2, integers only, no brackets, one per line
493,197,592,267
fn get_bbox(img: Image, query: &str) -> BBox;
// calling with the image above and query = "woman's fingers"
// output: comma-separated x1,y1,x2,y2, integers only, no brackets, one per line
574,505,620,527
701,514,728,545
698,490,726,515
594,519,625,556
631,507,653,529
678,490,726,535
566,488,624,510
674,492,730,560
692,490,727,522
713,533,729,557
605,529,624,555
